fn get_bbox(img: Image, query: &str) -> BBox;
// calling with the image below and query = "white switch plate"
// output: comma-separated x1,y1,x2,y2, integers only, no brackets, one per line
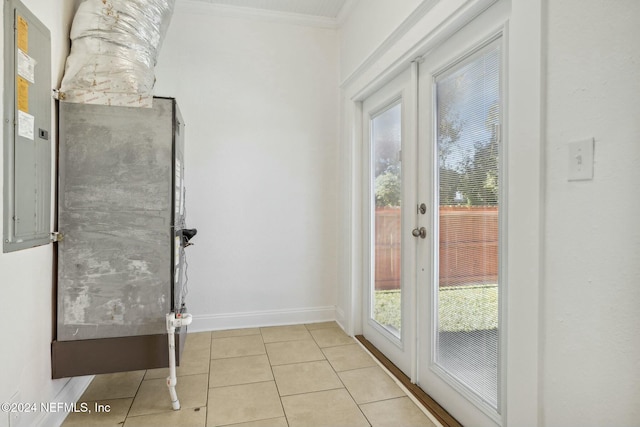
568,138,594,181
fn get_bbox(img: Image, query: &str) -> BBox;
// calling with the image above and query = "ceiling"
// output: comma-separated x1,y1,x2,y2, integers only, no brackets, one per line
183,0,350,19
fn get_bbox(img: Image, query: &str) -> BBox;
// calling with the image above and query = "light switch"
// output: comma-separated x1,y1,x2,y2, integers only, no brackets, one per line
568,138,594,181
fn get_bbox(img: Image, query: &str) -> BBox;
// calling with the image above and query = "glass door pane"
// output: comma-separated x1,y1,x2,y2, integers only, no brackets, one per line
434,41,501,408
371,102,402,337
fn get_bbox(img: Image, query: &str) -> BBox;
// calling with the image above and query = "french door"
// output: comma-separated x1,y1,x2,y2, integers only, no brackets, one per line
362,2,507,425
416,31,505,427
362,67,416,376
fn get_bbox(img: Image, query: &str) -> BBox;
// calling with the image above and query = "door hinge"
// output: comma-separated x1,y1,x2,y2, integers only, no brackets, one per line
51,231,64,242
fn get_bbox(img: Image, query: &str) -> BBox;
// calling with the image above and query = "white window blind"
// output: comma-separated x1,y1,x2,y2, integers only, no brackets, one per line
434,39,501,409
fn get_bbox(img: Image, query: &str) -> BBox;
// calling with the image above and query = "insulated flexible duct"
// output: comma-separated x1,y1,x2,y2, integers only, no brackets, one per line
59,0,175,107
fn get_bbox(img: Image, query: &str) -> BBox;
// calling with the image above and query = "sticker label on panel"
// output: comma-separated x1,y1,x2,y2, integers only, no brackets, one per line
17,15,28,53
17,110,34,140
17,49,35,83
17,76,29,112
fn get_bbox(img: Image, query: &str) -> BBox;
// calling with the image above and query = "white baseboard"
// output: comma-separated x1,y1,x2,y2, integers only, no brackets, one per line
38,376,94,427
335,306,346,329
189,306,337,332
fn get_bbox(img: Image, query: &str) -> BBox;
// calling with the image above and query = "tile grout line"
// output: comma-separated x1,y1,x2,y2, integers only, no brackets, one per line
302,324,374,426
353,338,446,427
122,370,146,424
264,324,361,425
204,331,213,427
87,324,438,427
71,325,437,427
122,333,213,424
311,326,443,427
332,364,374,427
260,327,289,426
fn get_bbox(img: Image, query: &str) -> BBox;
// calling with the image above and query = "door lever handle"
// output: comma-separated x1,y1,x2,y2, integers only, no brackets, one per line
412,227,427,239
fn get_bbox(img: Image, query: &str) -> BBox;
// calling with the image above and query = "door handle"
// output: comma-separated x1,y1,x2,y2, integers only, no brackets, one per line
412,227,427,239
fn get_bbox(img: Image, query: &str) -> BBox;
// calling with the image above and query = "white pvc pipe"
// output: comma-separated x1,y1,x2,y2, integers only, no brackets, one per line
166,312,192,411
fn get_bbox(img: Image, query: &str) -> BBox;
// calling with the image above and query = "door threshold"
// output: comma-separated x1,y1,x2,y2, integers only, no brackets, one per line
355,335,463,427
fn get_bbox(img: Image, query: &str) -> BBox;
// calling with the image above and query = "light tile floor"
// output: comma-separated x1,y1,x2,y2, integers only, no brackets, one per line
62,322,439,427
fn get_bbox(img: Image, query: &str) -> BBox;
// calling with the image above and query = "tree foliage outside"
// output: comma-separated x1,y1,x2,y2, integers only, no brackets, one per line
373,111,402,208
439,100,500,207
373,110,500,208
372,51,501,208
442,133,499,206
375,170,401,207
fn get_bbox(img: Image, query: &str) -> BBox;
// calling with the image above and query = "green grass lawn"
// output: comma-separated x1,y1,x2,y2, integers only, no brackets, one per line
374,284,498,332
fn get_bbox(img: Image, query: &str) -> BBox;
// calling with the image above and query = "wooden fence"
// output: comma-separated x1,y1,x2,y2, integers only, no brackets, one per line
374,206,498,290
374,208,402,290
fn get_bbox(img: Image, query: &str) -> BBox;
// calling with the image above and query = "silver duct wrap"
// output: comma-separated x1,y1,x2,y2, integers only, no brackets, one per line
59,0,175,107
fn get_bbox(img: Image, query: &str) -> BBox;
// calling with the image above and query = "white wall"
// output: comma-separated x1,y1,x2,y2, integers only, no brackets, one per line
339,0,422,81
0,2,84,427
542,0,640,425
154,1,340,330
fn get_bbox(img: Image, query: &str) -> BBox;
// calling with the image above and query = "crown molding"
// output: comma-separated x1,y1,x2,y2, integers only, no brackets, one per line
176,0,340,29
336,0,357,26
340,0,498,91
340,0,440,89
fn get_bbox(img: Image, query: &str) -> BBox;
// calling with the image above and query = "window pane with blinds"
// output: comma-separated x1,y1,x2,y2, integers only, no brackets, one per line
434,40,501,409
371,102,402,338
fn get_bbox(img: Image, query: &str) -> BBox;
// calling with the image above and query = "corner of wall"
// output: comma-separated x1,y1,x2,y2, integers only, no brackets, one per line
0,2,78,427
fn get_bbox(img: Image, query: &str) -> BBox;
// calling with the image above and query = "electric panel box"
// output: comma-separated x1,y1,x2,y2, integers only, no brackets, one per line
3,0,52,252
